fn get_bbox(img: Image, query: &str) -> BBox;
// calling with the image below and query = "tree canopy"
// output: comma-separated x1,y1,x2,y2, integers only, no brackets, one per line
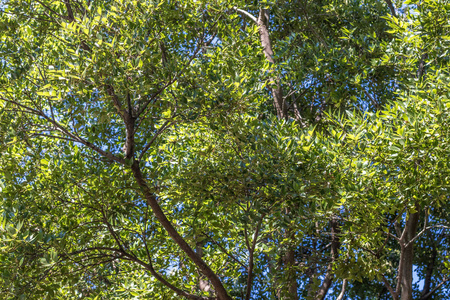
1,0,450,299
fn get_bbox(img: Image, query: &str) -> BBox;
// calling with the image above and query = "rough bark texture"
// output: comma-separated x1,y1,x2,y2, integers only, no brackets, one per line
131,161,232,300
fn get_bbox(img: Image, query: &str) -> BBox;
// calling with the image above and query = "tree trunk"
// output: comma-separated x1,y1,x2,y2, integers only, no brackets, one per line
398,207,420,300
315,218,340,300
420,241,436,298
285,247,298,299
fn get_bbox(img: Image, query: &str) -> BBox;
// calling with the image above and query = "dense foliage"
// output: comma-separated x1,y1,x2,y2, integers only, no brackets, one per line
0,0,449,299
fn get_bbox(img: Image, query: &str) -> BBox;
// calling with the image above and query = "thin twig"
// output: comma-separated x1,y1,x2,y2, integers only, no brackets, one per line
139,120,175,160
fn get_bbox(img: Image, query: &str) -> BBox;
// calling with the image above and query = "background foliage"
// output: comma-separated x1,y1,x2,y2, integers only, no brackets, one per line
0,0,449,299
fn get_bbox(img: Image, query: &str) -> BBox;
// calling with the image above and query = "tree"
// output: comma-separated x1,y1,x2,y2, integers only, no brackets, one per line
1,0,450,300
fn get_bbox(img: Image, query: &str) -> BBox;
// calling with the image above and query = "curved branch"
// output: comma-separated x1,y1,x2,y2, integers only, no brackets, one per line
130,161,232,300
419,277,449,300
382,275,398,300
66,247,213,300
1,96,125,164
233,7,257,24
126,255,214,300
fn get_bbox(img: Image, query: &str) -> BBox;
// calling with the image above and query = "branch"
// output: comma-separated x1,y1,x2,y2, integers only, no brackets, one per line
130,161,232,300
65,247,124,257
139,119,175,160
336,279,348,300
406,225,450,248
315,218,340,300
1,95,125,164
136,29,216,117
381,275,398,300
419,277,449,300
31,133,79,143
396,246,404,295
199,230,246,269
105,85,126,119
66,247,213,300
101,208,127,254
97,211,214,300
64,0,75,21
124,254,214,300
233,7,257,24
420,242,437,299
384,0,397,17
363,89,379,110
245,217,263,300
35,0,67,20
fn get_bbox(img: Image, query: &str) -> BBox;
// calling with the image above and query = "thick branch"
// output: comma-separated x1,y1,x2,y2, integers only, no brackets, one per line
398,207,420,300
64,0,75,21
106,86,135,159
130,161,232,300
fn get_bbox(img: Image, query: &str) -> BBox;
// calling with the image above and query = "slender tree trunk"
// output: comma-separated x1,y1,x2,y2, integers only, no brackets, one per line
283,208,298,300
315,218,340,300
306,223,320,299
420,242,437,299
276,225,298,299
285,246,298,299
398,207,420,300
